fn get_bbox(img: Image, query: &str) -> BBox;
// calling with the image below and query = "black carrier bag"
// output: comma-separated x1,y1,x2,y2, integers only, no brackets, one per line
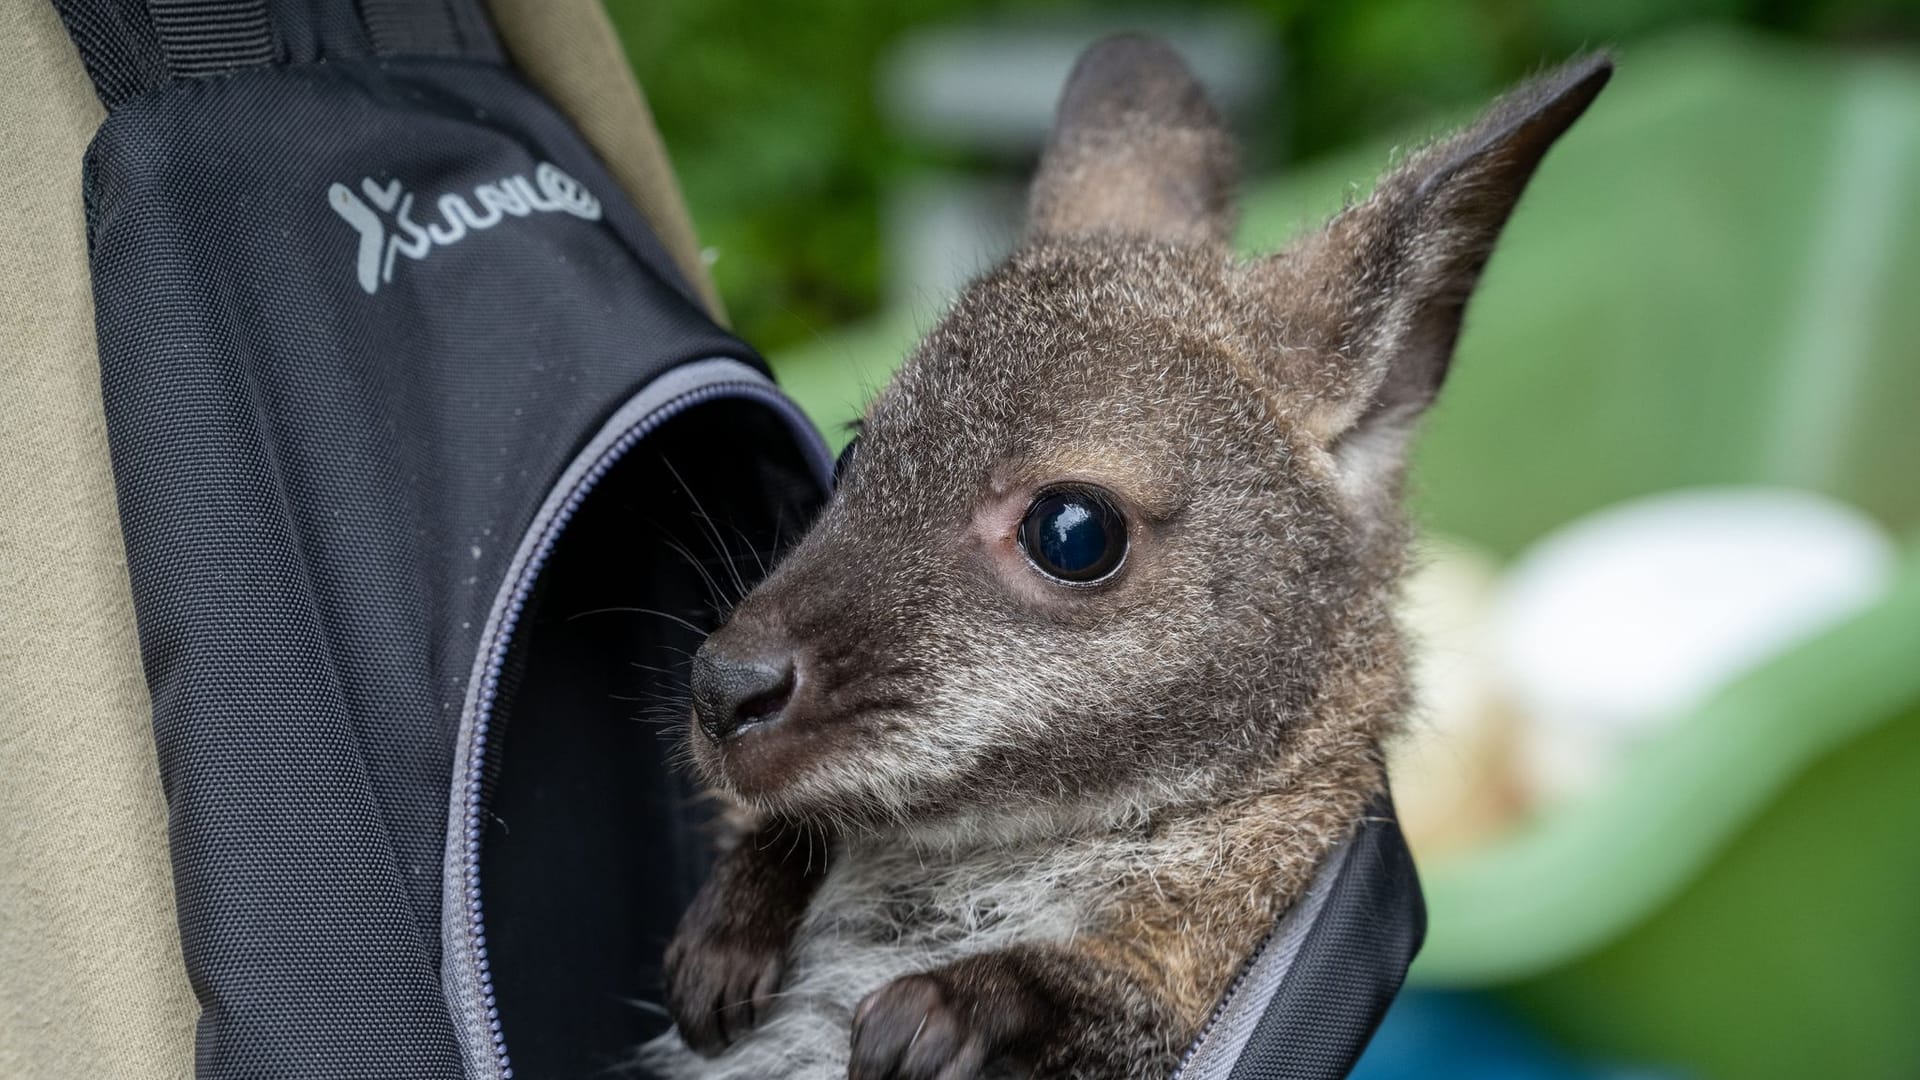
50,1,1421,1077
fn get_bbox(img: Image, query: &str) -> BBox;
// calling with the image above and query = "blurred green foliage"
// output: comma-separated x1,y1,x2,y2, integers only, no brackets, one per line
604,0,1913,353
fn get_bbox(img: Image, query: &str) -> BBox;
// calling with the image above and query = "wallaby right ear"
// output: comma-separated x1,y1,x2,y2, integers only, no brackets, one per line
1027,34,1238,246
1273,53,1612,496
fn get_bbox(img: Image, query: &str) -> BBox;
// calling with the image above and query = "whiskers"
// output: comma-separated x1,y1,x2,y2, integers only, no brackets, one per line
547,452,802,763
663,458,756,600
567,605,708,635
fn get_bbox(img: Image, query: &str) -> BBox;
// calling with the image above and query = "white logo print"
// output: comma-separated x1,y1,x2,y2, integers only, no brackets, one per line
327,162,602,294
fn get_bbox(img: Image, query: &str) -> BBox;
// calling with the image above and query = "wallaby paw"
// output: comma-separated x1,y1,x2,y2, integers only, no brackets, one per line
849,971,1015,1080
663,922,787,1056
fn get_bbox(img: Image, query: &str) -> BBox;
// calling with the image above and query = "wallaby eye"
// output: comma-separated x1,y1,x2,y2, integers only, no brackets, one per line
1018,486,1128,585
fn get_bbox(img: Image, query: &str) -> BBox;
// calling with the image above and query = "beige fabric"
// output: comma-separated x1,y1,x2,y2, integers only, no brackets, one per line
486,0,725,321
0,2,200,1076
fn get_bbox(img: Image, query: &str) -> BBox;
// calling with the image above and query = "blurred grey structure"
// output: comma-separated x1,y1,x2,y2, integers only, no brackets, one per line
877,15,1279,308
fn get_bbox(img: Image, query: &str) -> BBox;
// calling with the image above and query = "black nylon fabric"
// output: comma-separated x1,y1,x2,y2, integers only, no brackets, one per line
1227,800,1426,1080
264,0,374,66
49,0,174,108
361,0,499,60
82,57,773,1078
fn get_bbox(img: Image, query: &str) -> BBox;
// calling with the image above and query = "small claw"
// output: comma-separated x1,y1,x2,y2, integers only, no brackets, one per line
850,974,984,1080
898,1009,979,1080
669,942,788,1056
749,952,786,1028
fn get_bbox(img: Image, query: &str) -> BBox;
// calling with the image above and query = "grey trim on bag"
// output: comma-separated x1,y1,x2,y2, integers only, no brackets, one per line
440,357,832,1080
1170,837,1354,1080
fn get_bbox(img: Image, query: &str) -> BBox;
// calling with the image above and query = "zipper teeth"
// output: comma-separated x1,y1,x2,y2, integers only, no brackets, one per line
458,379,796,1080
1169,835,1351,1080
1170,928,1273,1080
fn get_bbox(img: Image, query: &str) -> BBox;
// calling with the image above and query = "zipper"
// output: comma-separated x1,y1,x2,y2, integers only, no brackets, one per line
1169,923,1274,1080
442,358,831,1080
1167,836,1353,1080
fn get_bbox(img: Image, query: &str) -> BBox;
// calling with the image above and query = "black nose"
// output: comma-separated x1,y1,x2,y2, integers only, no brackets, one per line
690,644,796,741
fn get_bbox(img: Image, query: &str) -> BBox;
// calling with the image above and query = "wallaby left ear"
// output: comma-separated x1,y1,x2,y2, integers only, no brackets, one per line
1284,53,1612,476
1027,34,1238,246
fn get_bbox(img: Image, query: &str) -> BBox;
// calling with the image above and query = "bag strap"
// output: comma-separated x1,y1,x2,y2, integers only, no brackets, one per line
48,0,498,109
359,0,498,61
148,0,273,80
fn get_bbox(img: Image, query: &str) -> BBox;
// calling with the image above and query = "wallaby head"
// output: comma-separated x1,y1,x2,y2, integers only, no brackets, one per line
688,36,1610,833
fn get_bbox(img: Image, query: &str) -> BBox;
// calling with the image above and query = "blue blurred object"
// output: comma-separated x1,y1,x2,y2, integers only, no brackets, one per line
1351,991,1682,1080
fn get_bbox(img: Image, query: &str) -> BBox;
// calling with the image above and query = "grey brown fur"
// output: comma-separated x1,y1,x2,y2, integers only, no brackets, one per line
644,35,1610,1080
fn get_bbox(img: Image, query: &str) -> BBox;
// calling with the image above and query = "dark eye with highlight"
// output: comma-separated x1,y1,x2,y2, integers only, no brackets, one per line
1018,486,1128,585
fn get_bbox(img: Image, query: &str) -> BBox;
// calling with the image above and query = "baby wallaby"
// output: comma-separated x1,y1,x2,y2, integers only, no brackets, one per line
646,35,1609,1080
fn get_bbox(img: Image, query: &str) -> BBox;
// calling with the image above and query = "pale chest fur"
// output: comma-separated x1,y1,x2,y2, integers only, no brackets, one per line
640,834,1111,1080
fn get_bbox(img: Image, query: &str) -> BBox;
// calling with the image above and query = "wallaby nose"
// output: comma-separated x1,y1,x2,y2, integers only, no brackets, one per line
690,642,796,742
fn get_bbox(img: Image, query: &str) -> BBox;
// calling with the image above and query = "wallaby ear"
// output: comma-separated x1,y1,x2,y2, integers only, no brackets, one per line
1282,53,1612,488
1027,34,1238,246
